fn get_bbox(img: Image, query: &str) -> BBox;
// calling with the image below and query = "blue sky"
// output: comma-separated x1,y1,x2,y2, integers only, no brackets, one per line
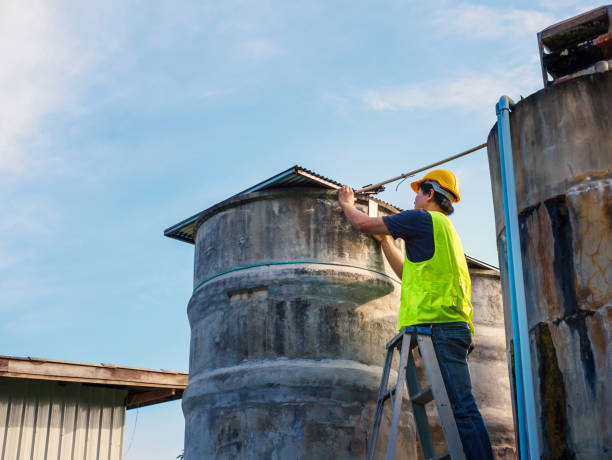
0,1,599,458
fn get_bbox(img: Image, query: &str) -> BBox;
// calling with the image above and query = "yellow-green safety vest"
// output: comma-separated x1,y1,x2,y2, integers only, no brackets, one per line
398,210,474,334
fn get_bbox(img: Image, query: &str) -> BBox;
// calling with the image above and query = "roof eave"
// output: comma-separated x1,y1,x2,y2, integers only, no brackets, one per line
0,355,188,409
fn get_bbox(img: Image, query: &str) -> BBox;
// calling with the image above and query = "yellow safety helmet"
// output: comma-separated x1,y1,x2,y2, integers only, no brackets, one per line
410,169,461,203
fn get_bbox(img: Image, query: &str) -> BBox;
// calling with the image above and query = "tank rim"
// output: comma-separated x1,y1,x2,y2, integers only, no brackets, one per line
192,188,402,236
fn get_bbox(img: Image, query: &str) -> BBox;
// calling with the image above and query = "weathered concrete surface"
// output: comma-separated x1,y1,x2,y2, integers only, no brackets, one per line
183,189,515,459
487,71,612,458
185,190,413,460
469,271,516,459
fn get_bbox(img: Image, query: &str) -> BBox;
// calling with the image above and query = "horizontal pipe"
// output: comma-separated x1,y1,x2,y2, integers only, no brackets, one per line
356,143,486,194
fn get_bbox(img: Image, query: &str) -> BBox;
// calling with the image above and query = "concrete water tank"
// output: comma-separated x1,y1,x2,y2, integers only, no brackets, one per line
181,186,415,459
165,167,515,459
487,72,612,458
467,266,516,459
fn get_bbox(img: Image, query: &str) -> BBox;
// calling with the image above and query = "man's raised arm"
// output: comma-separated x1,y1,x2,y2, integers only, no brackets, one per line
338,185,404,278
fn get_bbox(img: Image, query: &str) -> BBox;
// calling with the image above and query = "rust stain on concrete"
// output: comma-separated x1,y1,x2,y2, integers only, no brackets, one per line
545,195,596,394
534,322,572,460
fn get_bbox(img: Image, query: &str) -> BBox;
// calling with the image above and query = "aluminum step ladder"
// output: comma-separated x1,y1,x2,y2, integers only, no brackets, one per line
366,326,466,460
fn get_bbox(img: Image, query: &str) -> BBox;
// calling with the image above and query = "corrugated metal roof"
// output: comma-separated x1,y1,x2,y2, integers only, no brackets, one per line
164,165,387,244
164,166,346,243
238,165,343,194
0,355,188,410
465,255,499,273
163,165,498,272
0,355,187,387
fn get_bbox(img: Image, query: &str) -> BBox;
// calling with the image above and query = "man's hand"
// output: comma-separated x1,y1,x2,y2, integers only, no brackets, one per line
372,233,394,244
337,185,391,239
338,185,355,208
371,233,384,242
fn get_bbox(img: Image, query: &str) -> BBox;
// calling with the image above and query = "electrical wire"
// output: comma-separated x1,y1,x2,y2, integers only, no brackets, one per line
124,407,139,457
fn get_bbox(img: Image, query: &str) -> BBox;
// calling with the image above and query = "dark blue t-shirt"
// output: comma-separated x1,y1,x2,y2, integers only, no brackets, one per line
382,210,435,263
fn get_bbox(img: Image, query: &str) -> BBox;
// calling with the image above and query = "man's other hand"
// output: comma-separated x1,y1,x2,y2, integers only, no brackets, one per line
372,233,395,244
338,185,355,208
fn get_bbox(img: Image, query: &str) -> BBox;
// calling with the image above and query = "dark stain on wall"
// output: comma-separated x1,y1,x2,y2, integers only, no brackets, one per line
320,304,341,355
274,300,286,355
216,416,242,457
518,203,540,223
292,298,309,352
518,203,540,306
534,322,573,460
545,195,596,394
508,340,521,457
606,194,612,226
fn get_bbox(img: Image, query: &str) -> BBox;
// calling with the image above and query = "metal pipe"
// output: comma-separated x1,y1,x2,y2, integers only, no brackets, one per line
355,143,486,194
496,96,540,459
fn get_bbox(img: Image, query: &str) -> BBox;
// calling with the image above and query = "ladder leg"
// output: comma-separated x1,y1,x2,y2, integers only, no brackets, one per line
417,335,466,460
366,342,396,460
405,348,435,459
384,333,411,460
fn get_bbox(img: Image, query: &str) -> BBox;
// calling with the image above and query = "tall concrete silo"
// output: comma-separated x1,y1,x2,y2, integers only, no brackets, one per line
487,71,612,458
165,166,515,459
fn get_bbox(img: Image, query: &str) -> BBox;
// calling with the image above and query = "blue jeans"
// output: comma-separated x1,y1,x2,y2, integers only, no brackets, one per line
430,322,494,460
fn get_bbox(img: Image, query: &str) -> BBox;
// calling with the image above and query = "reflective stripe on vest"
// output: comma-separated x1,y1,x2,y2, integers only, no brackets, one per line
398,211,474,334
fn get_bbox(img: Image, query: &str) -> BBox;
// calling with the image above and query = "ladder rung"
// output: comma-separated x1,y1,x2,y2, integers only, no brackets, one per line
369,331,466,460
386,327,427,351
411,386,433,405
378,386,396,403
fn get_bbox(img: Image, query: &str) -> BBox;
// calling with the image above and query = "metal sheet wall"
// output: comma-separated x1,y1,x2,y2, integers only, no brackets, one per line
0,378,126,460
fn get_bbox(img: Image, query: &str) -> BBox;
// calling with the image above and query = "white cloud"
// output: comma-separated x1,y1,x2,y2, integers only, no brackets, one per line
356,3,557,118
0,1,128,177
434,2,607,41
0,3,69,175
433,3,555,41
0,0,287,178
537,0,601,12
361,59,541,117
537,0,578,8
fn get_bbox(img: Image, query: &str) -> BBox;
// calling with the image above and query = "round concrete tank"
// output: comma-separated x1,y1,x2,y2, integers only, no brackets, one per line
182,189,416,459
467,268,516,459
487,72,612,458
181,187,515,459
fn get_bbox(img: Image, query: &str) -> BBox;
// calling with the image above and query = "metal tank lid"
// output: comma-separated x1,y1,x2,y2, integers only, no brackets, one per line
163,165,498,272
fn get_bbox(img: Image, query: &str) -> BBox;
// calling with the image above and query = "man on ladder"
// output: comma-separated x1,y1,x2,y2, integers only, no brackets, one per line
338,170,493,460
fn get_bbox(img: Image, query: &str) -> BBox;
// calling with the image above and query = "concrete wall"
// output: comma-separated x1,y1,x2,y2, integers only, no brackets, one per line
183,189,414,460
469,270,516,459
183,188,515,459
487,71,612,458
0,378,126,460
